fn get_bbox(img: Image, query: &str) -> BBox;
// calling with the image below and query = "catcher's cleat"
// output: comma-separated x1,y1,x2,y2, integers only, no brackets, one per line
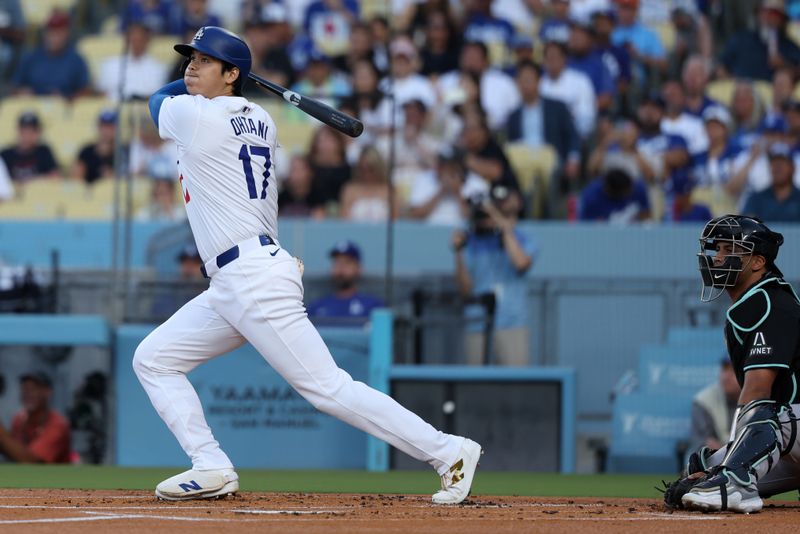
681,470,762,513
155,469,239,501
432,439,483,505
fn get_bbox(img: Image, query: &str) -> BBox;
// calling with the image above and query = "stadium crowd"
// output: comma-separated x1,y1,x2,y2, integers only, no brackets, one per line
1,0,800,224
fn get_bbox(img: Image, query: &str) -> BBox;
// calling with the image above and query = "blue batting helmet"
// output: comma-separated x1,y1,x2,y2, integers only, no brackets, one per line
174,26,251,82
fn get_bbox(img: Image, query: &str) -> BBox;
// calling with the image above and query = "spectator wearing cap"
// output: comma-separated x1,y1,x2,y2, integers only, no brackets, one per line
505,60,581,182
742,142,800,222
453,184,536,366
591,8,632,99
97,20,168,101
689,106,743,193
569,0,613,23
463,0,516,57
611,0,667,88
11,10,90,98
419,10,462,78
660,79,709,156
568,18,616,111
730,81,766,151
0,113,59,183
73,110,118,185
681,55,719,118
306,240,384,325
380,36,437,124
121,0,175,34
437,40,521,131
504,35,535,78
0,372,71,463
731,113,795,202
579,162,651,222
719,0,800,82
303,0,359,60
290,47,351,108
172,0,222,36
408,149,471,226
135,154,186,222
539,0,572,44
340,146,400,222
539,40,596,139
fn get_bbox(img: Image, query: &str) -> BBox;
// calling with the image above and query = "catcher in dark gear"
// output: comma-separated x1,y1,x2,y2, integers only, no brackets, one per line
663,214,800,513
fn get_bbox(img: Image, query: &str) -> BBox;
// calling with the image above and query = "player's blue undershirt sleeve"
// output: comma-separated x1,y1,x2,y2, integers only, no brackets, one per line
149,79,188,128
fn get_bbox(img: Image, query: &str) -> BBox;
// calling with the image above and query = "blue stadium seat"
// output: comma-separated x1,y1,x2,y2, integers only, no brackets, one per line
638,344,721,396
608,392,692,474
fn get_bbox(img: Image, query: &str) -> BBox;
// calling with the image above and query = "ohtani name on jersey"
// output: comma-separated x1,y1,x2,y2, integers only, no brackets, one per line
230,116,268,141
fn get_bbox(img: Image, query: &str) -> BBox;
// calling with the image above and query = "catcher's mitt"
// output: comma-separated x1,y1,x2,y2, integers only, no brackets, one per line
659,447,717,509
660,473,706,509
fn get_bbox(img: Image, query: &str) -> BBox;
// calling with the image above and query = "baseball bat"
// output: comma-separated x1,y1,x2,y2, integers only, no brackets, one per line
247,73,364,138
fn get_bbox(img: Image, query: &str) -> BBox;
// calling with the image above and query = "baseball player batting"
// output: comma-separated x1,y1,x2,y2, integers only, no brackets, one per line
662,215,800,513
133,26,481,504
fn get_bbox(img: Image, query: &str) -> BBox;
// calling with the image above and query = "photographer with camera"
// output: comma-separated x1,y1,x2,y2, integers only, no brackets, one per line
452,184,537,366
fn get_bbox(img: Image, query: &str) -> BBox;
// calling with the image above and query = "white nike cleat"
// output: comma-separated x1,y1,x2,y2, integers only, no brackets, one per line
432,439,483,505
155,469,239,501
681,471,762,513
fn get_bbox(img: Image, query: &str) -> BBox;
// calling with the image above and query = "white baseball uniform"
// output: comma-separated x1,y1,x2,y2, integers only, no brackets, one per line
132,93,464,475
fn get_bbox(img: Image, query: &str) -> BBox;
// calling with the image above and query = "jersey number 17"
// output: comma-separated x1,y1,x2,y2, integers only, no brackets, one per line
238,144,271,199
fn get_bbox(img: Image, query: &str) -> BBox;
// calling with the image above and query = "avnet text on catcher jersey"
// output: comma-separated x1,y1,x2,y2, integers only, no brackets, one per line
158,94,279,262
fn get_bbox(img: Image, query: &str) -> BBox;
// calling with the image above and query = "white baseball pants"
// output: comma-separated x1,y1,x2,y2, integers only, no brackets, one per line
132,242,463,474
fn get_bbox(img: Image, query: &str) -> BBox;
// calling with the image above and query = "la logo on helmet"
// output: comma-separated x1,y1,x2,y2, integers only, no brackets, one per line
193,27,205,42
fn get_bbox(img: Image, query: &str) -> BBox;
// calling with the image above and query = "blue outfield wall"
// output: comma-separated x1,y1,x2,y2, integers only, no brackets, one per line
2,220,800,277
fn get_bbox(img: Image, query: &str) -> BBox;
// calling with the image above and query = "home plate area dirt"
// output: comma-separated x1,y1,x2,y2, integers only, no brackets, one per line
0,489,798,533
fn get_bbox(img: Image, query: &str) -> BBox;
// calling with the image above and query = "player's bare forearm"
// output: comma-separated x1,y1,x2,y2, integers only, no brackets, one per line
454,252,473,296
738,368,778,406
501,228,532,272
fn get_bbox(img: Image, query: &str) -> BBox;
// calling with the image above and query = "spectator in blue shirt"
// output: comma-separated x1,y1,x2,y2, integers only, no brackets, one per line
303,0,359,60
591,7,632,111
172,0,223,35
742,142,800,222
12,10,90,98
306,241,384,325
539,0,571,44
121,0,175,34
665,172,713,223
568,19,615,111
611,0,667,86
690,106,743,190
453,185,536,366
579,164,651,223
719,1,800,82
464,0,516,52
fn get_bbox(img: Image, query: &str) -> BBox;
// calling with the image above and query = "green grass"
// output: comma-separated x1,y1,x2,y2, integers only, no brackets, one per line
0,466,796,501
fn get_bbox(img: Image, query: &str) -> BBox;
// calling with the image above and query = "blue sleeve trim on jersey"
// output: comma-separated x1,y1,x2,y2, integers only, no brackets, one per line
148,79,188,127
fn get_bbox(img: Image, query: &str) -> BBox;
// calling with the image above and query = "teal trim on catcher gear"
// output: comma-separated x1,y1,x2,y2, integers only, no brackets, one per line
726,280,775,333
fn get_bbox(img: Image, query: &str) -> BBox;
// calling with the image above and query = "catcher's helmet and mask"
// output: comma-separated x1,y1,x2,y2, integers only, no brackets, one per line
174,26,252,93
698,214,784,302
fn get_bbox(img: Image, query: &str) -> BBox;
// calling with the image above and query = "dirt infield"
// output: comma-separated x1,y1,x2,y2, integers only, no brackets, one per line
0,489,798,533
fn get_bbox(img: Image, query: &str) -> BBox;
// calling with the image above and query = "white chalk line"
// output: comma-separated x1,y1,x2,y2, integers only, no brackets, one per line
0,494,152,500
233,509,345,515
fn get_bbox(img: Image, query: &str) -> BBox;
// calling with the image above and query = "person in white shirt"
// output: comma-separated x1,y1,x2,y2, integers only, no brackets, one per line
379,36,437,126
436,40,521,131
97,21,168,101
0,157,13,202
660,78,709,156
539,40,596,139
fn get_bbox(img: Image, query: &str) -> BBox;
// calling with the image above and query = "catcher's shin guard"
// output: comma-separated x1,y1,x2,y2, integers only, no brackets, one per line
719,400,782,486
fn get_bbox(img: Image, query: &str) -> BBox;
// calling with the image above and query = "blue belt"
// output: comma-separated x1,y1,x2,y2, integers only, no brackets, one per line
201,235,274,279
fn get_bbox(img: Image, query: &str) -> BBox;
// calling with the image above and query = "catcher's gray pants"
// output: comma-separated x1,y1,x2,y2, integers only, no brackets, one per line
132,244,463,474
705,403,800,497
